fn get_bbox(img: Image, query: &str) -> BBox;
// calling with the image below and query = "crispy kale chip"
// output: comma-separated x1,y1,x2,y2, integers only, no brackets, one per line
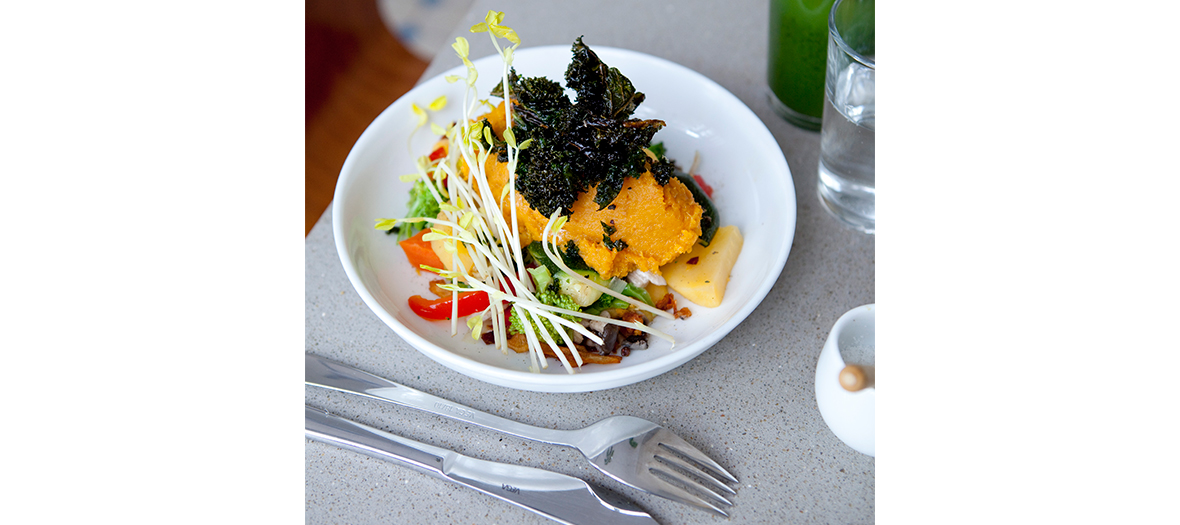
566,37,644,120
491,37,667,217
492,71,576,136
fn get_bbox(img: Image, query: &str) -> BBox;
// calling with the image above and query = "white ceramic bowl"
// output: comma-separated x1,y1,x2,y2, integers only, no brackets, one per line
333,46,795,392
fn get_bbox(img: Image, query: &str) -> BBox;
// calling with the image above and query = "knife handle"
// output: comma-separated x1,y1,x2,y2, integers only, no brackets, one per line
306,355,576,447
305,405,660,525
306,405,449,477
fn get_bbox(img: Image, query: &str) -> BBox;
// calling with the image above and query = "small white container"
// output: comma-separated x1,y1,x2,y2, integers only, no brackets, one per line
815,304,875,456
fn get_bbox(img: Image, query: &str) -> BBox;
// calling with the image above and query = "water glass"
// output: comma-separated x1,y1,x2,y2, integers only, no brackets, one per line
817,0,875,233
767,0,836,131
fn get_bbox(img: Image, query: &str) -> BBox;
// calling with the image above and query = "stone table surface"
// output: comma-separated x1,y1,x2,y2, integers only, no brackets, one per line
306,1,874,523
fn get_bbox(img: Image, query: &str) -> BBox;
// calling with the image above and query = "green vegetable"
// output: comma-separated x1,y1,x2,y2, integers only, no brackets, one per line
647,141,666,159
601,221,624,252
476,118,499,151
602,234,627,252
526,242,562,276
675,170,719,247
526,240,651,309
489,38,673,217
565,36,644,120
392,179,443,241
527,265,554,292
509,305,574,340
559,241,593,271
622,282,653,306
537,288,581,313
556,270,606,307
525,241,591,275
509,269,581,339
583,281,652,314
585,293,629,314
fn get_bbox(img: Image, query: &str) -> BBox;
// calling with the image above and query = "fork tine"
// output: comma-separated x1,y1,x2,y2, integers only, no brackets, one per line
647,467,732,517
657,435,740,484
651,461,735,506
654,452,737,496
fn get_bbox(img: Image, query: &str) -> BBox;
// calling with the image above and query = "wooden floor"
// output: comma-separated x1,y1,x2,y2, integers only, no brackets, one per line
306,0,429,235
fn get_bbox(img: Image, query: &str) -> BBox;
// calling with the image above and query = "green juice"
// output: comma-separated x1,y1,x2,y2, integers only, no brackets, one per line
768,0,835,130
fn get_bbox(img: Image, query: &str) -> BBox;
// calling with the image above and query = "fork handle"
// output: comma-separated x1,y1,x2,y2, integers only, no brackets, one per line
306,354,578,448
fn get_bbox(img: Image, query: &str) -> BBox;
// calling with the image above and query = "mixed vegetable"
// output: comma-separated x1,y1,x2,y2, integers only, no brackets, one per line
376,11,742,373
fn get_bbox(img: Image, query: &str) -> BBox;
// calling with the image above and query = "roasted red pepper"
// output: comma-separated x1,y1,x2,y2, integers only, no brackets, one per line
408,291,490,320
692,174,714,199
399,228,445,274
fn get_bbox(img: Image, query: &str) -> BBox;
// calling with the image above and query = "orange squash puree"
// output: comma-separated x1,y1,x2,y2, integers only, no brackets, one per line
449,102,703,279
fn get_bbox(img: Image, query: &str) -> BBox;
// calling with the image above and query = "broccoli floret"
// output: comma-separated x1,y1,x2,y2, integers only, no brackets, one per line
538,290,581,314
508,290,581,340
509,307,564,340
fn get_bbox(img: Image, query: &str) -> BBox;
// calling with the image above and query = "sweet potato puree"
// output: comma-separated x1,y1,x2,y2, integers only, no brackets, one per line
451,103,703,279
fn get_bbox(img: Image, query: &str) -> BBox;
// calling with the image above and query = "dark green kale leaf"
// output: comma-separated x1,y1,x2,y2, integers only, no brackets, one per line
561,240,592,271
491,69,576,138
603,234,628,252
525,240,590,275
566,36,645,120
476,118,498,150
649,155,674,185
492,38,668,217
601,220,626,251
577,116,666,207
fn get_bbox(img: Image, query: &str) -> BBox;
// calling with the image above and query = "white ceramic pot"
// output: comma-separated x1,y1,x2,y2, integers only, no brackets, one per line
815,304,875,456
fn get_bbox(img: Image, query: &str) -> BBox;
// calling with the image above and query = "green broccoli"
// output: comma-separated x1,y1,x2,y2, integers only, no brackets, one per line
537,289,582,314
509,291,581,340
509,267,582,340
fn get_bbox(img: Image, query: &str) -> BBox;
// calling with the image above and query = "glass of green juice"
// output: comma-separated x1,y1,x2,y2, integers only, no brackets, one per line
767,0,836,131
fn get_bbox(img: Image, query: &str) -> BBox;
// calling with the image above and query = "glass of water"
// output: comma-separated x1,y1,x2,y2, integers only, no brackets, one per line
818,0,874,233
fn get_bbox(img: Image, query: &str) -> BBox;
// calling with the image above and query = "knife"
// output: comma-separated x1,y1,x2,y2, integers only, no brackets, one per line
306,405,659,525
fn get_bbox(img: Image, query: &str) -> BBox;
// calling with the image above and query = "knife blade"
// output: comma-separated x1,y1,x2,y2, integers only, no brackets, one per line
305,406,659,525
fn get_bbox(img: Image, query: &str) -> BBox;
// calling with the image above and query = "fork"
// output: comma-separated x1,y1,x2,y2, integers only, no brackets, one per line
306,354,739,515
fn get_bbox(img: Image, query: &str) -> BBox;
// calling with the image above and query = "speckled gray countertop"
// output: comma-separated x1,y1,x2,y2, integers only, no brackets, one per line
306,1,874,523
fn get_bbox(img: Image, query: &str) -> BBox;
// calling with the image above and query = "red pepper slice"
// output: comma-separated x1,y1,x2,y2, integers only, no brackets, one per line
498,280,517,329
693,174,714,199
408,291,490,320
499,278,517,296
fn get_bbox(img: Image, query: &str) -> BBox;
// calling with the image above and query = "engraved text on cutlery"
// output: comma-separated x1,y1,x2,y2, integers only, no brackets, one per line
435,402,476,420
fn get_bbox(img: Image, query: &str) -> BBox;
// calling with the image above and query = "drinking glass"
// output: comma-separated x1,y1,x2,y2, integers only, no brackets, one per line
767,0,836,131
817,0,875,233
